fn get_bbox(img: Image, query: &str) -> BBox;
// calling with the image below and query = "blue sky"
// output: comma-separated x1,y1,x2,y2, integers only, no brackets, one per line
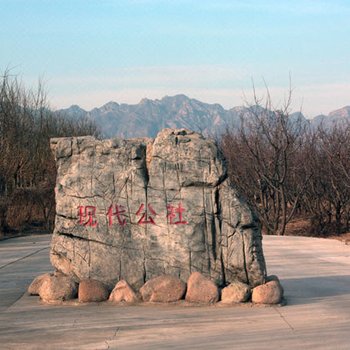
1,0,350,117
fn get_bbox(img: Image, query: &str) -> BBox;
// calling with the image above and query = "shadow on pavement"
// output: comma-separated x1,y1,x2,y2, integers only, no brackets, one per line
281,274,350,305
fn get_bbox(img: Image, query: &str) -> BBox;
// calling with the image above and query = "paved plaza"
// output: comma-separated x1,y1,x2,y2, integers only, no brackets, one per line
1,234,350,349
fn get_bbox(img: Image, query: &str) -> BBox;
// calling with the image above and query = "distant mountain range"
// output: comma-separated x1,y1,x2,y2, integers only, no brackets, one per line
56,94,350,138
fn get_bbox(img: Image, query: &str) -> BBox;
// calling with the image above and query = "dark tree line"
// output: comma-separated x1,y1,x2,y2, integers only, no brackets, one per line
0,71,99,235
221,92,350,236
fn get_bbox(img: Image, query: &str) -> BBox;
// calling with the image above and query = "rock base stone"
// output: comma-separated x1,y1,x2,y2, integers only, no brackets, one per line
109,280,139,303
140,275,186,302
28,272,285,306
28,273,51,295
78,279,109,302
39,274,78,303
252,276,284,304
221,281,251,304
185,272,219,303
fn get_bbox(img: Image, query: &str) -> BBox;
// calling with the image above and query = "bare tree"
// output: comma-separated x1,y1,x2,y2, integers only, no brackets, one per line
221,85,310,235
0,70,99,234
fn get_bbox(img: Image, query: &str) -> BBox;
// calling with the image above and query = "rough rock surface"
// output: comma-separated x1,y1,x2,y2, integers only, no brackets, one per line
221,281,251,304
78,279,109,302
185,271,219,303
252,279,283,304
28,273,51,295
50,129,266,290
140,275,186,302
109,280,139,303
39,274,78,303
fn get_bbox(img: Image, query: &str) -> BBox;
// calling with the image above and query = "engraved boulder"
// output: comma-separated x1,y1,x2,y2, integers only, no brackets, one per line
50,129,267,291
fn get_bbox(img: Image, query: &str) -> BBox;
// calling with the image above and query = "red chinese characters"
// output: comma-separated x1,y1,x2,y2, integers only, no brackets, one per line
136,203,157,225
167,202,188,225
78,206,98,227
77,202,188,227
107,205,127,227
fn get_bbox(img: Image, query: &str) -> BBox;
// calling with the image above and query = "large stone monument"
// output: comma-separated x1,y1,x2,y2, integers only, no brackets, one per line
49,129,267,292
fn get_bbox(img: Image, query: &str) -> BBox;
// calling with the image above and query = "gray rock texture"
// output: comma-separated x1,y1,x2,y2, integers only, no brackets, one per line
50,128,266,290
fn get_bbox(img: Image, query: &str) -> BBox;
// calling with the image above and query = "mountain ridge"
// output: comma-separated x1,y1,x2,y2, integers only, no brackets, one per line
56,94,350,138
